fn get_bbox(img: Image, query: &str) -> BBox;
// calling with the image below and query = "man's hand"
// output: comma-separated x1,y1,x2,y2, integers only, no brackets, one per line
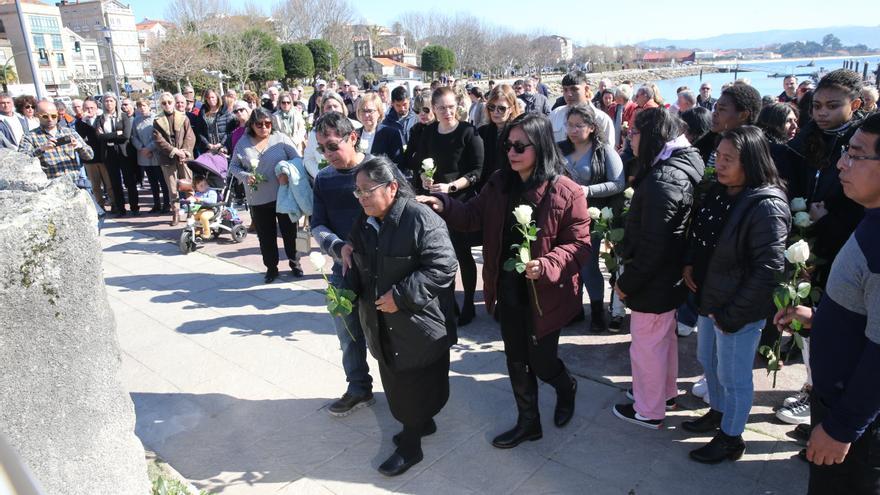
39,139,57,153
278,174,289,186
415,195,444,213
614,282,627,301
341,243,353,276
807,424,851,465
773,305,814,333
375,290,398,313
683,265,698,292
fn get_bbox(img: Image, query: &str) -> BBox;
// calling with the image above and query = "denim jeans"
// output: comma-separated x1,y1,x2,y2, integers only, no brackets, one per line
696,315,764,436
677,292,699,328
580,232,605,304
330,269,372,396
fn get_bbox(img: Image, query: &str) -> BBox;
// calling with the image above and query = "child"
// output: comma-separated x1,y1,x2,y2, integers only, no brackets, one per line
189,176,218,237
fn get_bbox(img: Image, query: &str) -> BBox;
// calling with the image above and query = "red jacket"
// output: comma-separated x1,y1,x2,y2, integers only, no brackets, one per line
438,172,591,338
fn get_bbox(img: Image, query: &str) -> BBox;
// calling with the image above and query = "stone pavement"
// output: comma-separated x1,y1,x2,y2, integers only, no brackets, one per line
102,210,809,495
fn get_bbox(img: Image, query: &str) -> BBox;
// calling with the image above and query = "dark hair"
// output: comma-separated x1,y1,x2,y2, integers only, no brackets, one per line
719,126,785,190
797,90,814,128
720,84,762,125
193,175,208,186
391,86,408,102
757,102,798,144
513,79,525,87
355,156,415,198
488,80,495,85
680,107,712,143
498,113,564,189
761,95,776,107
431,86,455,106
202,89,220,113
634,107,684,169
468,86,483,99
562,103,606,147
14,95,37,114
816,69,862,100
562,71,588,87
314,110,355,138
859,113,880,156
245,107,275,137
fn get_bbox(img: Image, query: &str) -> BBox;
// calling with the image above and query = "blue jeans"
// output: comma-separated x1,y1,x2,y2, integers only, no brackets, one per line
330,271,372,396
580,232,604,304
677,292,699,327
696,315,764,436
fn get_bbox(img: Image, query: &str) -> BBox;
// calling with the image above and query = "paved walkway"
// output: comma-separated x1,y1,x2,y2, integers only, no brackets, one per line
102,212,808,495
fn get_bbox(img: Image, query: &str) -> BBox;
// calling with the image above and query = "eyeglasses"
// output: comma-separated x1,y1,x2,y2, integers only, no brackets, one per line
38,113,59,120
352,182,388,199
233,108,247,113
24,104,34,109
418,107,432,114
253,121,272,129
840,145,880,169
161,100,174,105
280,100,292,105
317,137,348,154
566,123,590,132
513,86,523,91
361,108,377,115
503,140,533,154
486,104,509,114
435,104,456,113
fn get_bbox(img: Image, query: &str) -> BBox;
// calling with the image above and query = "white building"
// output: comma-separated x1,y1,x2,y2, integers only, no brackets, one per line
65,27,102,95
135,18,170,82
58,0,146,93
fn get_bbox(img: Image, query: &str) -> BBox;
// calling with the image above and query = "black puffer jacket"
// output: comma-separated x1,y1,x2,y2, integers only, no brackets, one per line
348,196,458,372
617,147,704,313
696,185,791,332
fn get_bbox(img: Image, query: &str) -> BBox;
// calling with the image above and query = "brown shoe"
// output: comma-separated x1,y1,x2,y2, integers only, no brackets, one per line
170,207,180,227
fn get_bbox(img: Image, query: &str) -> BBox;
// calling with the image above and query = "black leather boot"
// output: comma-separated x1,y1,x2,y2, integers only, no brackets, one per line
689,431,745,464
492,362,542,449
681,409,723,433
547,364,577,427
589,301,608,333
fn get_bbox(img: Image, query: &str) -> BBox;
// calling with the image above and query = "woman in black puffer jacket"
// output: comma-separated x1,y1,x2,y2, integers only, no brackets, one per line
681,126,790,464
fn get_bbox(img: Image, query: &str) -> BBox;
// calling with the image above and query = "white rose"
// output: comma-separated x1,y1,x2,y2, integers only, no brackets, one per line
588,207,601,220
623,187,634,199
249,157,259,171
512,205,533,226
793,211,812,229
308,251,327,271
421,158,435,171
600,207,614,220
784,239,810,264
790,197,807,212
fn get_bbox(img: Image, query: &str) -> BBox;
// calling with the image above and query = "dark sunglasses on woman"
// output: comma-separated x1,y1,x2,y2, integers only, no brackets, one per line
502,140,533,154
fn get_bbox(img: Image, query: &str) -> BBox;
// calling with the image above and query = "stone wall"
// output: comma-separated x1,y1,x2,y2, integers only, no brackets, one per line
0,149,149,494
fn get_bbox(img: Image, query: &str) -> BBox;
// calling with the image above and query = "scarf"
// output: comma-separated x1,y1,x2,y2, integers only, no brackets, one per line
652,134,692,166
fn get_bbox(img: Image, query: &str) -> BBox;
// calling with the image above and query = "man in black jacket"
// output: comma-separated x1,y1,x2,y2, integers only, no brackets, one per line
77,98,112,212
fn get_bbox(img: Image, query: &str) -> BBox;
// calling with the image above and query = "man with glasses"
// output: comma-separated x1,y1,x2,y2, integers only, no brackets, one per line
311,111,376,417
18,100,93,179
153,92,195,226
0,92,27,149
697,83,716,110
549,71,615,145
773,113,880,495
75,98,113,210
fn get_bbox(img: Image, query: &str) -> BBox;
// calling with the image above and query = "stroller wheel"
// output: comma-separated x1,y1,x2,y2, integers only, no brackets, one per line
178,230,195,254
231,223,247,243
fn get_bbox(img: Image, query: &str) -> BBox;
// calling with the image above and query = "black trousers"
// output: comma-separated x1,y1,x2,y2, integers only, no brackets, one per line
252,201,299,271
144,166,169,208
450,231,477,306
498,300,563,381
106,151,139,212
809,392,880,495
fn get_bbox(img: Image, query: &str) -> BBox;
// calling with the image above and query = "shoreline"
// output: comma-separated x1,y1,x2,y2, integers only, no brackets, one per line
710,54,880,66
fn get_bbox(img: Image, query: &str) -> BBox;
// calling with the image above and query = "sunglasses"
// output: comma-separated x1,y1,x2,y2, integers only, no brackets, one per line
253,121,272,129
161,101,174,105
24,104,34,109
233,108,247,113
280,100,292,105
38,113,59,120
317,138,348,154
503,140,533,154
419,107,432,114
487,104,509,114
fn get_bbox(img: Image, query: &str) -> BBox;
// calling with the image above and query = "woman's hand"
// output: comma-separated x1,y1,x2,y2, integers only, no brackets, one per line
246,175,256,185
683,265,698,293
415,195,444,213
773,305,814,333
278,174,289,185
375,290,398,313
809,201,828,222
429,182,452,194
340,243,353,276
524,259,543,280
421,174,434,190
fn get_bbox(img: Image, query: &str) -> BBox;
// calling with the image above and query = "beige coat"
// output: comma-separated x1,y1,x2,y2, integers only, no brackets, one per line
153,111,195,167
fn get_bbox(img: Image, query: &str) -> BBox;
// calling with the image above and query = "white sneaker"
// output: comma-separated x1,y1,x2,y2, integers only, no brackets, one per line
677,322,696,337
692,376,711,405
776,395,810,425
783,386,810,408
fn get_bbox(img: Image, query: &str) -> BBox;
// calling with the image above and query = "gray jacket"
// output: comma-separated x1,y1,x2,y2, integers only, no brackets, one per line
130,114,158,167
229,132,301,206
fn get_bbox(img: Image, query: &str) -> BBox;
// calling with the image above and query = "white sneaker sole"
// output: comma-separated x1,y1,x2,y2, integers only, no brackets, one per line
328,397,376,417
775,409,810,425
612,406,662,430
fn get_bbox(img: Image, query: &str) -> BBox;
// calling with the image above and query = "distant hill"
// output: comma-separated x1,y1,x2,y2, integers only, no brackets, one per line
638,25,880,50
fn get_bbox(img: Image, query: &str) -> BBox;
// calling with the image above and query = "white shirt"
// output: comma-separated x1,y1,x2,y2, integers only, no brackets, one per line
0,113,24,145
550,103,615,147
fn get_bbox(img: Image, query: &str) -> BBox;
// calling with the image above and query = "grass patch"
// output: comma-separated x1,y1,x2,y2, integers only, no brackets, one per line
147,453,211,495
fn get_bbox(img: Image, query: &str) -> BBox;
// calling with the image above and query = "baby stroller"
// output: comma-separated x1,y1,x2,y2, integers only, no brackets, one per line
178,154,247,254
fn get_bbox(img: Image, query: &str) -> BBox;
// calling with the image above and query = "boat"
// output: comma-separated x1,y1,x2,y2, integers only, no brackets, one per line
797,60,815,68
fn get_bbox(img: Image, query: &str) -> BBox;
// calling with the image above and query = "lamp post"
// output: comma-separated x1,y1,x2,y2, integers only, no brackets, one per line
14,0,45,99
201,69,227,94
101,26,120,95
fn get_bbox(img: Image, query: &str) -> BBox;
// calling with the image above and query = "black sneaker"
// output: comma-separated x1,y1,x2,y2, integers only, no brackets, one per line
328,392,375,417
609,315,624,331
625,389,678,411
612,403,662,430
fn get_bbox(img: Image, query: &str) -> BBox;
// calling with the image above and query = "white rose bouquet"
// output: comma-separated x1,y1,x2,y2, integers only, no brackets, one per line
503,204,543,316
309,252,357,341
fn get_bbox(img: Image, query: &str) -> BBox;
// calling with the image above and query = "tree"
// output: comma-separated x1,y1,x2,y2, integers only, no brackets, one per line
281,43,314,81
165,0,230,35
149,29,212,91
306,39,338,77
214,30,278,89
822,33,842,51
421,45,454,77
245,29,285,82
271,0,354,43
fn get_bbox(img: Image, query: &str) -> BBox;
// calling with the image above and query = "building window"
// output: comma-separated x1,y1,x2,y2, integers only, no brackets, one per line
51,34,63,50
55,53,65,66
86,48,97,60
89,64,98,74
40,70,54,84
32,34,45,49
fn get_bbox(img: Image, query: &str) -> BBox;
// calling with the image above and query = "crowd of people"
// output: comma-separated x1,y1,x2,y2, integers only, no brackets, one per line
5,67,879,491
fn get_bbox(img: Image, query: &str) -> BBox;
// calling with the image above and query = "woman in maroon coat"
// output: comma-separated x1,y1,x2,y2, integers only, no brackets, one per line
418,113,591,449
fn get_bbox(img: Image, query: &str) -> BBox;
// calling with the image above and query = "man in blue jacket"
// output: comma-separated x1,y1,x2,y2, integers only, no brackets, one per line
382,86,417,145
775,113,880,494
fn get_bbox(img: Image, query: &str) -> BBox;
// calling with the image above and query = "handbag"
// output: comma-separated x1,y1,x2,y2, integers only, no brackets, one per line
296,216,312,254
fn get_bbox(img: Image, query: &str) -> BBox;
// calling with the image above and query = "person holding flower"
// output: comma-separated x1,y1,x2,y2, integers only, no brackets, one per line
675,126,791,463
343,157,458,477
558,103,625,332
612,107,704,430
417,113,590,450
229,107,303,283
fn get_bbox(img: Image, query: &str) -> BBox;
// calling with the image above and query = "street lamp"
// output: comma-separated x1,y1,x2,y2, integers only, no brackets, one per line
101,26,120,95
201,69,228,94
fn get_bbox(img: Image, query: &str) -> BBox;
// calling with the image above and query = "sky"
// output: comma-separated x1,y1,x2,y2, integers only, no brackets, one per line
126,0,878,46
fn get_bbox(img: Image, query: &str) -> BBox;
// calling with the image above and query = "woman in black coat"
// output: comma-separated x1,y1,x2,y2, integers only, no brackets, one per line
681,126,790,463
477,84,522,192
194,89,232,155
94,92,135,216
345,157,458,477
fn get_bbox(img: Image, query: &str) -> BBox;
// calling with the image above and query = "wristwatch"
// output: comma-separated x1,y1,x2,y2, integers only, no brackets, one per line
448,184,458,193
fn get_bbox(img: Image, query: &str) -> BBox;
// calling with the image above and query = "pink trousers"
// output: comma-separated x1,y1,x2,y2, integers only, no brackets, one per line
629,309,679,420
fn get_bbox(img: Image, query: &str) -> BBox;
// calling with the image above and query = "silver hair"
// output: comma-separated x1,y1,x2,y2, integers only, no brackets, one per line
637,85,654,100
678,90,696,105
615,84,633,101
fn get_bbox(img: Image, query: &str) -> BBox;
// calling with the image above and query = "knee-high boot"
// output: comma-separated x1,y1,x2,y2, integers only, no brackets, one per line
492,361,542,449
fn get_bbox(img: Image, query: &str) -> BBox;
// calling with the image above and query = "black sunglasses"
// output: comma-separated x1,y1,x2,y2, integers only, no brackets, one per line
419,107,432,114
487,104,509,114
317,137,348,154
503,140,533,154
